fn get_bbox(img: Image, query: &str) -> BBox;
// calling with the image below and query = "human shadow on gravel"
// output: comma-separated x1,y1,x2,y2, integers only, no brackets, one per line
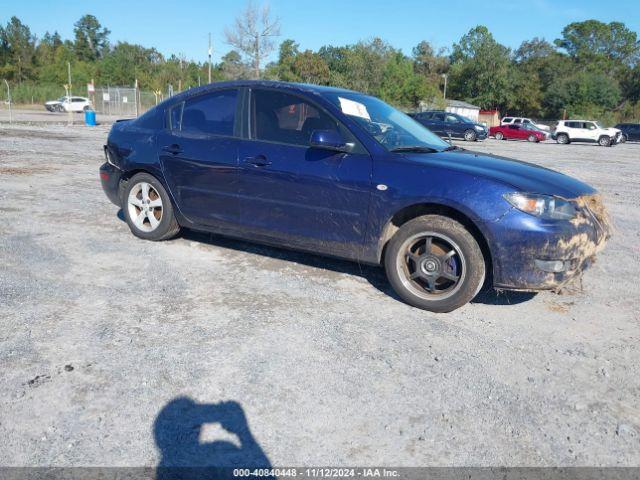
154,397,271,480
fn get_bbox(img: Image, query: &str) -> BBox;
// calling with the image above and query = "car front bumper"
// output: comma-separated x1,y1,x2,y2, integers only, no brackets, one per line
488,194,611,291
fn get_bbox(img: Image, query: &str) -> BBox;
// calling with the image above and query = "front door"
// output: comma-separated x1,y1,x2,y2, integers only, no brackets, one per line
236,88,372,258
444,113,462,138
158,88,241,228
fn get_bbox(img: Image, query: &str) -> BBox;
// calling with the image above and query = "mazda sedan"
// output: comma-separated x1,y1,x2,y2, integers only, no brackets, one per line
100,81,610,312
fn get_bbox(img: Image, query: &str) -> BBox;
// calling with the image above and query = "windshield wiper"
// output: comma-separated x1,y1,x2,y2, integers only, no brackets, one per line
443,145,463,151
390,146,439,153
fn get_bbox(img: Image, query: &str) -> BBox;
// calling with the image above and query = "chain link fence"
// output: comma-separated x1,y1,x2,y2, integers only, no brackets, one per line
90,87,169,117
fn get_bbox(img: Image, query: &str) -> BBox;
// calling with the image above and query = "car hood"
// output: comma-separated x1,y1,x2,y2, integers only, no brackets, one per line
405,149,596,199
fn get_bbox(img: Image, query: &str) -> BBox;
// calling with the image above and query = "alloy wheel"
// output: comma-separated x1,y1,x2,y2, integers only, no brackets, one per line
396,232,466,301
127,182,163,232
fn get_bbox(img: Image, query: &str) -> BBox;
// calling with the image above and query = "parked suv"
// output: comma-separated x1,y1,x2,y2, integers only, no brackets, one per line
44,96,92,113
553,120,622,146
501,117,550,132
614,123,640,142
100,81,610,312
410,110,487,141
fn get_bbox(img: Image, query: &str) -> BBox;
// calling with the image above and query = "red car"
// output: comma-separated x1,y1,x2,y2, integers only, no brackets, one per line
489,124,547,142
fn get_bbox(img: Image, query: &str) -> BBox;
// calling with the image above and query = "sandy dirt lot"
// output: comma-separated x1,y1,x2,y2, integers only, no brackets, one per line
1,124,639,467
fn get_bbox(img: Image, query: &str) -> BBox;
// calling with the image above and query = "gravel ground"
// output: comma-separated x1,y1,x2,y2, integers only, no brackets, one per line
1,124,639,467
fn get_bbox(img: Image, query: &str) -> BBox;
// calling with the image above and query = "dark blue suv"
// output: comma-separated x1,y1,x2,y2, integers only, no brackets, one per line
100,81,610,312
410,110,487,141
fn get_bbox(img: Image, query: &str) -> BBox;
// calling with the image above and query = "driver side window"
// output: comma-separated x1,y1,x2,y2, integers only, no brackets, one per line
252,90,338,147
445,114,458,123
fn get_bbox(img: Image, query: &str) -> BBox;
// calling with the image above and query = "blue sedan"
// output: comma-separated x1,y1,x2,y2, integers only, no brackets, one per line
100,81,610,312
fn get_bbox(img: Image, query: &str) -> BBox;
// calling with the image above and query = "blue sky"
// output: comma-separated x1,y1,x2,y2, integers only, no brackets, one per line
1,0,639,64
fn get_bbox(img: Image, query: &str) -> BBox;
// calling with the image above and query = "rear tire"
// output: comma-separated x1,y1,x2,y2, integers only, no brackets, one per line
598,135,611,147
122,173,180,241
556,133,569,144
463,129,477,142
384,215,485,313
495,132,504,140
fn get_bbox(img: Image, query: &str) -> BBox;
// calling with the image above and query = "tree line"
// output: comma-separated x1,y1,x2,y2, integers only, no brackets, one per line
1,9,639,123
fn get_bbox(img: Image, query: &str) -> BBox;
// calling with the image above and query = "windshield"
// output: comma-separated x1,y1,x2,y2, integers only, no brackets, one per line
457,114,474,124
325,92,450,152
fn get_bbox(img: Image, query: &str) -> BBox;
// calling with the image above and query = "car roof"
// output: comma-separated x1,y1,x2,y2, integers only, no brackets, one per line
168,80,361,103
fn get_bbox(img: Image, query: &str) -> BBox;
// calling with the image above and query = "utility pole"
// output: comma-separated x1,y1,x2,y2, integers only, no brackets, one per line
134,78,139,117
67,62,73,125
442,73,448,101
3,79,11,124
208,33,212,84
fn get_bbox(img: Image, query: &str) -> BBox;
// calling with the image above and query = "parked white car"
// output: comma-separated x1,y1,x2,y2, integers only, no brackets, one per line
501,116,550,132
44,96,92,113
552,120,622,147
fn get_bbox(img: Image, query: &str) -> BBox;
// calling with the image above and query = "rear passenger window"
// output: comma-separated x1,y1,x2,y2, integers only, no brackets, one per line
503,117,513,123
181,89,238,136
252,89,339,147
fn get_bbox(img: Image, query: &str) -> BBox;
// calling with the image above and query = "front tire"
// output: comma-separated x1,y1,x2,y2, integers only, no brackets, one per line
463,129,477,142
122,173,180,241
620,134,627,143
598,135,611,147
527,134,538,142
384,215,486,313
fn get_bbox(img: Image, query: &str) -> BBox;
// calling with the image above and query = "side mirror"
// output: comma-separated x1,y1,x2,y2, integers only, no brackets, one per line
309,130,350,152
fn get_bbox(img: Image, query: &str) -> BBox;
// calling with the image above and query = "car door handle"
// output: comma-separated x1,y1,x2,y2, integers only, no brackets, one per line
243,155,271,167
161,144,182,155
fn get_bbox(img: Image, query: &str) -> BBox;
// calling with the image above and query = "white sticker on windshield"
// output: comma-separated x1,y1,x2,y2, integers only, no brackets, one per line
338,97,371,120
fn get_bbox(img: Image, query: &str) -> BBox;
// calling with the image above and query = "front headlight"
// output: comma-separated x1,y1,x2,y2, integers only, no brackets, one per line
474,125,484,131
503,193,577,220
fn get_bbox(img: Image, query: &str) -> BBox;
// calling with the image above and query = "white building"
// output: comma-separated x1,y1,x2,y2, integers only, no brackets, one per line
444,100,481,122
417,99,482,122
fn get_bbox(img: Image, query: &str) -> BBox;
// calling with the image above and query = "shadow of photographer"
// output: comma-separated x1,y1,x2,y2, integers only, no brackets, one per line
154,397,271,479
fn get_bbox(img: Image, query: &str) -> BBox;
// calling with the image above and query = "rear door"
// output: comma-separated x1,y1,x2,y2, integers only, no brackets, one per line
564,121,583,141
236,88,373,257
157,88,241,228
428,112,446,136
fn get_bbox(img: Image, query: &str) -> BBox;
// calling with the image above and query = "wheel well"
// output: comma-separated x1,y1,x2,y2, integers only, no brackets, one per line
379,203,493,276
117,169,156,201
